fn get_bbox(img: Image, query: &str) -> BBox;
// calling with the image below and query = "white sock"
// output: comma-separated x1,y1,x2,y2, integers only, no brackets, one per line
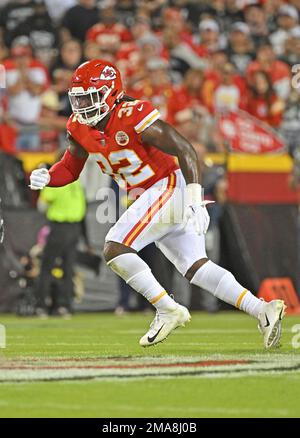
107,253,178,311
190,260,263,318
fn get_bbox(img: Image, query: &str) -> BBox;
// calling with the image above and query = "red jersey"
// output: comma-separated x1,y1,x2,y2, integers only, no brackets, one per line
245,93,283,127
86,23,132,45
246,60,290,89
167,85,204,125
67,100,179,192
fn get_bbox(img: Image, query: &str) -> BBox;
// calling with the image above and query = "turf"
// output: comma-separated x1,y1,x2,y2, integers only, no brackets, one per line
0,311,300,418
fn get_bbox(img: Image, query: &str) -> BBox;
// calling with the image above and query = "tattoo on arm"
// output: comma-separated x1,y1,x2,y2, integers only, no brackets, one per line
141,119,201,184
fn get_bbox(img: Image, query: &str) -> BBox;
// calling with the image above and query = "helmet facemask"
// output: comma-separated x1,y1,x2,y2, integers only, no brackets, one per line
68,85,113,126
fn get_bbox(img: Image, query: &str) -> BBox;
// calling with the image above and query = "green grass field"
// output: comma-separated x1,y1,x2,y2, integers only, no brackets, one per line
0,311,300,418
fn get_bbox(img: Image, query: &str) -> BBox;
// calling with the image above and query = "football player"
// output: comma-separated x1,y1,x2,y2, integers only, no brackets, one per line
30,60,286,348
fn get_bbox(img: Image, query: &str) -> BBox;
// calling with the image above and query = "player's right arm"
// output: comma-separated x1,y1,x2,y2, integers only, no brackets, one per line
29,134,88,190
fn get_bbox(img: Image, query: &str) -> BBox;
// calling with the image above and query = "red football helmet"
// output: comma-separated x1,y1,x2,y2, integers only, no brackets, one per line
68,59,124,126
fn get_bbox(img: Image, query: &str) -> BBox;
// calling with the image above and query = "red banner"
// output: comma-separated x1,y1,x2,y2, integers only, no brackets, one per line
218,110,286,154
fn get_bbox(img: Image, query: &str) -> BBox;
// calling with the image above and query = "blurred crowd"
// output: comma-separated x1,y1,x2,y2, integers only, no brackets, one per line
0,0,300,156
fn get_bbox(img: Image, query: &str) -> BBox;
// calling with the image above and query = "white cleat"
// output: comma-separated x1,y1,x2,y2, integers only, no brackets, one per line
258,299,287,349
139,304,191,347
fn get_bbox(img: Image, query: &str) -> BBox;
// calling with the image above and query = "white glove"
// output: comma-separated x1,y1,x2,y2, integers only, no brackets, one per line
183,183,214,235
29,168,50,190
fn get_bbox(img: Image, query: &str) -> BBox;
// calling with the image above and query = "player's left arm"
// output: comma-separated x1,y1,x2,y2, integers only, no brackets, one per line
141,119,201,185
141,119,213,235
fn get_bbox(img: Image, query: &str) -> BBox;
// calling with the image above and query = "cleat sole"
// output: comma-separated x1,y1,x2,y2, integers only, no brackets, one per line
264,300,286,349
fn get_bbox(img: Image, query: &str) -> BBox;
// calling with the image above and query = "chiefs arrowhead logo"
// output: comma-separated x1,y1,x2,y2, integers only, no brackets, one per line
100,66,117,80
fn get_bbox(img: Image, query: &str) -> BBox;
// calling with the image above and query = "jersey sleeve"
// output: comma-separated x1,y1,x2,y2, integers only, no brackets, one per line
132,100,161,134
66,114,80,143
66,115,85,149
66,114,76,135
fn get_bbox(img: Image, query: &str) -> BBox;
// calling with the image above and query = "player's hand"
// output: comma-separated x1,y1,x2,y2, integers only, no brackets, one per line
183,183,214,235
29,168,50,190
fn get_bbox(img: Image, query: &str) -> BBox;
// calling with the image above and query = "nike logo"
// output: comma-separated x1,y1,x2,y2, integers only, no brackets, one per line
147,324,165,343
264,314,270,327
279,308,283,320
137,105,143,112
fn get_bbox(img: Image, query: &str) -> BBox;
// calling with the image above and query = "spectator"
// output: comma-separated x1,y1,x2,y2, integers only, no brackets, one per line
9,1,59,68
0,0,36,47
223,0,245,30
38,90,67,152
131,58,172,119
51,39,83,73
226,22,255,74
162,7,194,48
246,40,291,100
245,70,284,128
86,6,132,59
167,1,208,31
173,105,212,149
243,3,269,47
138,0,168,31
35,168,87,318
213,62,246,112
115,0,138,27
201,49,229,111
121,33,162,90
3,36,49,151
51,68,73,118
61,0,99,42
196,19,225,57
162,27,205,83
167,68,206,125
270,4,299,55
83,40,101,61
137,33,162,61
280,27,300,67
43,0,77,24
130,16,152,42
197,0,226,25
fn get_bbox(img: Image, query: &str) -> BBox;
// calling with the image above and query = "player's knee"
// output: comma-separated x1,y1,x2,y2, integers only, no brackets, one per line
103,241,121,262
185,258,209,282
103,241,136,263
